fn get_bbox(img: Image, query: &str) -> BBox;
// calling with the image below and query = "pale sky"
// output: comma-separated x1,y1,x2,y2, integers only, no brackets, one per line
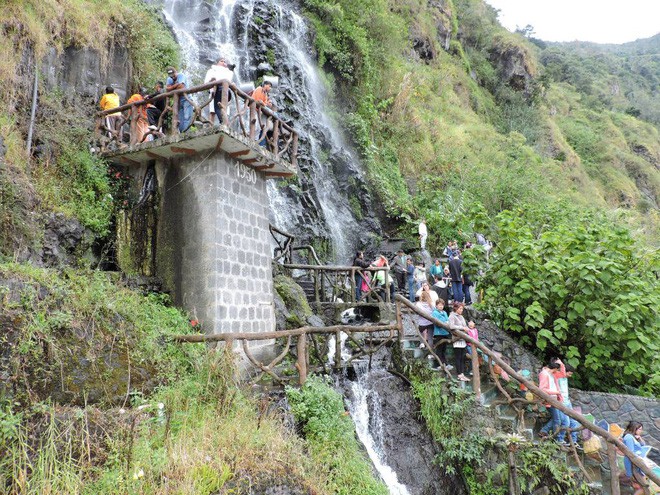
484,0,660,44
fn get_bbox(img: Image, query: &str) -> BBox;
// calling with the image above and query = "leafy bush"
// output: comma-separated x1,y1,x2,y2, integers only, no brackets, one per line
480,205,660,395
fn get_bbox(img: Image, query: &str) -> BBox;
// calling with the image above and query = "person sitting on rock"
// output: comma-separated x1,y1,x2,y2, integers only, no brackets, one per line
622,421,651,495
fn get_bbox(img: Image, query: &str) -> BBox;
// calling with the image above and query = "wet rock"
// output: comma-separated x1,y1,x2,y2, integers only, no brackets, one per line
341,369,467,494
38,213,90,268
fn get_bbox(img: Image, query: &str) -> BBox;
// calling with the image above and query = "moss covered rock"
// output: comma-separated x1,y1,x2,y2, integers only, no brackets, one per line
273,275,312,330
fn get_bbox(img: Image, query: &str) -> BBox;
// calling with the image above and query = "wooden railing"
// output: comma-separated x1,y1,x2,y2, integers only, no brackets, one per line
95,80,299,168
281,264,392,304
174,323,400,385
395,294,660,492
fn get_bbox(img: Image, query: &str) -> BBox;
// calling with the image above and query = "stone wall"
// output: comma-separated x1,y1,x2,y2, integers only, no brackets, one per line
152,152,275,342
571,391,660,450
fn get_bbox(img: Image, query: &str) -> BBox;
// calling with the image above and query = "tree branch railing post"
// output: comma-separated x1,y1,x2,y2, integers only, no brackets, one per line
220,81,229,127
471,343,481,402
171,94,180,136
607,442,621,495
393,294,660,488
296,333,308,386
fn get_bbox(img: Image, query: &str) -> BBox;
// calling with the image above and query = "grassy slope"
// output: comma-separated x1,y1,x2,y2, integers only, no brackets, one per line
0,0,179,255
301,0,659,247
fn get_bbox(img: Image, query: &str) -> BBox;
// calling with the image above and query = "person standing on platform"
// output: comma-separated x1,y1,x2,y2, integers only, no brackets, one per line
419,218,428,250
99,86,121,140
166,66,193,132
449,251,464,303
204,57,235,125
392,249,408,294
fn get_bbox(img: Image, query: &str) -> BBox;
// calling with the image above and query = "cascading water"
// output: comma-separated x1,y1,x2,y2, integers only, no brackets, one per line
160,0,380,263
346,361,411,495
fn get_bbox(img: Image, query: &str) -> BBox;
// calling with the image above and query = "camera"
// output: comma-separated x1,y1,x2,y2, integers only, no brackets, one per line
227,63,236,71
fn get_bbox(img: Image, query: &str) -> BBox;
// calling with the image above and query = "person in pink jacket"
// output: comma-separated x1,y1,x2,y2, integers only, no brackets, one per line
538,358,569,444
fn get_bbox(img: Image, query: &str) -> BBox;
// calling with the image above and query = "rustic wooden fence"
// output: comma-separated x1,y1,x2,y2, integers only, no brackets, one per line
95,79,298,167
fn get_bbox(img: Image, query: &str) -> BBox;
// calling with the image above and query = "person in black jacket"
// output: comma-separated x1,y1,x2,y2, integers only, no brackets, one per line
352,251,371,301
448,251,464,303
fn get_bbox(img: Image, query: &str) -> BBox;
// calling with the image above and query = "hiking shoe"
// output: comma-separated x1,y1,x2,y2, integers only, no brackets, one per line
537,431,549,439
445,365,454,371
427,354,434,360
458,374,470,381
419,343,426,349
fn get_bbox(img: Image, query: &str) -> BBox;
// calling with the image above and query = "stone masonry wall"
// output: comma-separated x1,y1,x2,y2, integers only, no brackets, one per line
571,391,660,450
154,152,275,343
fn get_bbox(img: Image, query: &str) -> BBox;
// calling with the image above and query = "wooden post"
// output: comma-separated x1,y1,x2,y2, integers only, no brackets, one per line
396,301,403,344
385,268,391,303
249,100,257,139
350,268,356,303
171,94,179,135
471,343,481,402
220,81,229,126
607,442,621,495
129,106,138,145
297,334,307,386
270,119,279,153
334,330,342,370
314,270,320,304
291,132,299,169
508,446,519,495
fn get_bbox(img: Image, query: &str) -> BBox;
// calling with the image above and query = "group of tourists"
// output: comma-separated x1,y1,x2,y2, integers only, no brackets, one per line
98,58,276,146
537,356,651,494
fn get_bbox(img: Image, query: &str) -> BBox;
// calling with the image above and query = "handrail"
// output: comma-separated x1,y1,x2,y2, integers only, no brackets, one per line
394,294,660,488
94,79,299,168
173,322,401,386
281,263,392,304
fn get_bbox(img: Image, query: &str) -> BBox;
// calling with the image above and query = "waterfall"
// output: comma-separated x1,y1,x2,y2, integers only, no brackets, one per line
345,361,411,495
160,0,378,263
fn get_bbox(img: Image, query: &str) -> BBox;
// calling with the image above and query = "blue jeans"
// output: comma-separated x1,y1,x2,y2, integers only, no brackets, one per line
541,407,569,442
452,281,464,302
178,102,193,132
355,275,364,301
407,278,415,302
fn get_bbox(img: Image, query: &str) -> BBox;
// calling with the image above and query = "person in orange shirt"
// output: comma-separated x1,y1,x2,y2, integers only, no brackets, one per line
126,89,150,143
99,86,121,139
252,81,273,108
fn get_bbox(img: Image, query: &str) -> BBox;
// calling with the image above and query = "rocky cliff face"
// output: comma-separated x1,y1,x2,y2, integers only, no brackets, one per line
162,0,383,262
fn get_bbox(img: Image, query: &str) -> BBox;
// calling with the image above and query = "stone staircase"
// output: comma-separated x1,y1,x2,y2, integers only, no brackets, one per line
401,334,660,494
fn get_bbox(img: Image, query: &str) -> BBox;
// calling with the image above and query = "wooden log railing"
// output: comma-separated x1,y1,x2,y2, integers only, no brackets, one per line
173,323,401,386
281,263,392,304
94,80,299,168
394,294,660,492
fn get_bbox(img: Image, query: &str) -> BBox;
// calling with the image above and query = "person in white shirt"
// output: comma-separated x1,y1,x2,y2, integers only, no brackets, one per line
204,57,235,124
419,218,428,250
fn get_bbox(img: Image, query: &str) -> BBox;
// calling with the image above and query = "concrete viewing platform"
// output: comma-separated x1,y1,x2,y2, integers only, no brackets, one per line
100,125,297,178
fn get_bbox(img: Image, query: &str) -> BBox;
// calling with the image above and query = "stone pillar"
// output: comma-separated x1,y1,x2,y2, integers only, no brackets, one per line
155,152,275,348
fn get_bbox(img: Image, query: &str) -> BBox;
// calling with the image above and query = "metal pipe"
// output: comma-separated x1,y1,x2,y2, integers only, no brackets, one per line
26,62,39,155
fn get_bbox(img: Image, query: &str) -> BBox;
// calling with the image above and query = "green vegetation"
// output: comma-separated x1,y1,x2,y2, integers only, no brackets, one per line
411,373,589,494
287,375,389,495
0,350,334,494
480,205,660,396
301,0,659,392
0,262,202,406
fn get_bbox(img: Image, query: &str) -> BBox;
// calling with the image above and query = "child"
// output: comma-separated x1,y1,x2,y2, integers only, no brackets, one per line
431,299,451,368
465,320,479,355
